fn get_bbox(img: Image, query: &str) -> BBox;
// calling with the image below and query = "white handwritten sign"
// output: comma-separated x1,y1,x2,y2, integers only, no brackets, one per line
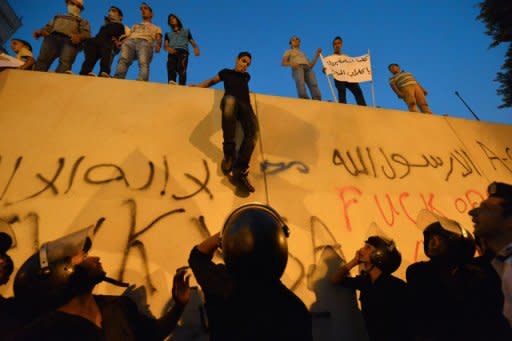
321,53,372,83
0,53,22,68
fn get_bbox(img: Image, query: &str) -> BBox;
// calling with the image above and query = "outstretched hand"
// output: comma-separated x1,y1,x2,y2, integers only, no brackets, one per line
172,266,191,307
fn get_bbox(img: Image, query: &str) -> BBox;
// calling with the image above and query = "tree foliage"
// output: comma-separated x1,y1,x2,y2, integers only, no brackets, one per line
478,0,512,108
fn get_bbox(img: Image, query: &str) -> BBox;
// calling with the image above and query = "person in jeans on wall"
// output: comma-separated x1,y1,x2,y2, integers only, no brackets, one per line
33,0,90,73
114,2,162,81
164,13,200,85
281,36,322,100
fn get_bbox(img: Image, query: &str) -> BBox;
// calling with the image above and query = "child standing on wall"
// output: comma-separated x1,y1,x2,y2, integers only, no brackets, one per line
191,52,259,193
10,39,35,70
165,14,200,85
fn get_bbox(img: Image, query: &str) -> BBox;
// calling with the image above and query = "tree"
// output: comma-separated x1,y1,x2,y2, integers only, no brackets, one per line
478,0,512,108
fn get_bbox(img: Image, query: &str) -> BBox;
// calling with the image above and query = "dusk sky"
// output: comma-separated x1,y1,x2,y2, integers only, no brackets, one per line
7,0,512,124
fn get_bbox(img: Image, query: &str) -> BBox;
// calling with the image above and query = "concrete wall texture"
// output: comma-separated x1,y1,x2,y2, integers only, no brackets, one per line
1,69,511,340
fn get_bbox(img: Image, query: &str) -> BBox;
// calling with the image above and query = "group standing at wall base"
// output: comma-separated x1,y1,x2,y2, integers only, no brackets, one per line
3,0,432,115
1,182,512,340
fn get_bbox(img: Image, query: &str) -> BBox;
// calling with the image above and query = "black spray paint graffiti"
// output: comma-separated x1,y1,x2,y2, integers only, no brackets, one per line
476,141,512,174
0,156,213,206
93,199,186,294
260,160,309,175
332,146,481,181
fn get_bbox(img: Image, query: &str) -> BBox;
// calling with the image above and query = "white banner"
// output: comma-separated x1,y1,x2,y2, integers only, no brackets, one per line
0,53,23,68
321,53,372,83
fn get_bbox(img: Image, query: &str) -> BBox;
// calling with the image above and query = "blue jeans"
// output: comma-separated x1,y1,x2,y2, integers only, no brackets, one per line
114,38,153,81
292,64,321,100
34,33,80,73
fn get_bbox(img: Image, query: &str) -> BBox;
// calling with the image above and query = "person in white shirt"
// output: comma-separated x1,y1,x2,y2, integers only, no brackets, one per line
114,2,162,81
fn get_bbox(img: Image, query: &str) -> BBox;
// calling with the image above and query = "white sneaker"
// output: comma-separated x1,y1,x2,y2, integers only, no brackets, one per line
65,70,74,74
87,72,96,77
99,72,110,78
168,80,177,85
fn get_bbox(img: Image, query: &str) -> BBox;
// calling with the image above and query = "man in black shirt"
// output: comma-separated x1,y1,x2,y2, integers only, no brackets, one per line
407,210,511,340
192,51,259,193
188,203,313,341
13,226,190,340
79,6,126,77
330,235,410,340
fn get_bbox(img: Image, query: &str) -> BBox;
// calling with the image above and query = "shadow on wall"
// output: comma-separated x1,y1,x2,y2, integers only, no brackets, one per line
189,90,224,173
308,246,368,341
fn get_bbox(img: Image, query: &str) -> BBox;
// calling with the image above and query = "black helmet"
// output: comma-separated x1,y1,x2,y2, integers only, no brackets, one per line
221,203,290,282
14,227,95,311
0,223,14,285
365,236,402,274
418,210,475,263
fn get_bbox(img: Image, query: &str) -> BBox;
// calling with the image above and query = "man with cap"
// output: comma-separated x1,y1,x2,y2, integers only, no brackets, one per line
330,235,410,340
407,209,511,340
470,181,512,327
114,2,162,81
33,0,90,73
13,225,191,340
188,203,313,341
10,39,35,70
79,6,126,77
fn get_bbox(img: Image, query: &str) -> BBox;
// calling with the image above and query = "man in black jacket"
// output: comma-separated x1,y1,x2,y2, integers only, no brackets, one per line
79,6,126,77
189,203,313,341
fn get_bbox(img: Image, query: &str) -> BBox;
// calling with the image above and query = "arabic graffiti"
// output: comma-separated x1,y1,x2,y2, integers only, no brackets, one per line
0,156,213,206
332,146,481,181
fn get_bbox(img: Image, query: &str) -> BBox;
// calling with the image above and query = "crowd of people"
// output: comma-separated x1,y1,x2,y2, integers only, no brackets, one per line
3,0,433,115
1,181,511,340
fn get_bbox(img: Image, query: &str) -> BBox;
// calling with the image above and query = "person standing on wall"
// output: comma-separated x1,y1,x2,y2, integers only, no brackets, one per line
79,6,126,77
114,2,162,81
10,39,35,70
388,63,432,114
33,0,90,73
164,13,200,85
326,36,367,106
282,36,322,100
191,52,258,193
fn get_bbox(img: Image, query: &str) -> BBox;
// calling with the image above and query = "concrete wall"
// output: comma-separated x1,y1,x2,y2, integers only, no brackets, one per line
1,69,511,340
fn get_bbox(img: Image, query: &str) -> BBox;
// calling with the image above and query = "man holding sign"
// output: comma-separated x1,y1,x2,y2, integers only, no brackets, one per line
322,36,368,106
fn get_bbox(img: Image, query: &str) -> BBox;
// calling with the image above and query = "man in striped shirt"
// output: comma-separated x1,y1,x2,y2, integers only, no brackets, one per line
388,63,432,114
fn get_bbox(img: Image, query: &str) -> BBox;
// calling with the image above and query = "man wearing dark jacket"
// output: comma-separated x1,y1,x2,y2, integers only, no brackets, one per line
189,203,313,341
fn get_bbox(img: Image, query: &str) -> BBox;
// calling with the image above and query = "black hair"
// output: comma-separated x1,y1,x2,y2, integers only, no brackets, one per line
488,182,512,217
141,2,153,13
388,63,399,69
0,253,14,284
11,38,33,52
332,36,343,44
167,13,183,29
110,6,123,18
289,36,300,45
238,51,252,60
